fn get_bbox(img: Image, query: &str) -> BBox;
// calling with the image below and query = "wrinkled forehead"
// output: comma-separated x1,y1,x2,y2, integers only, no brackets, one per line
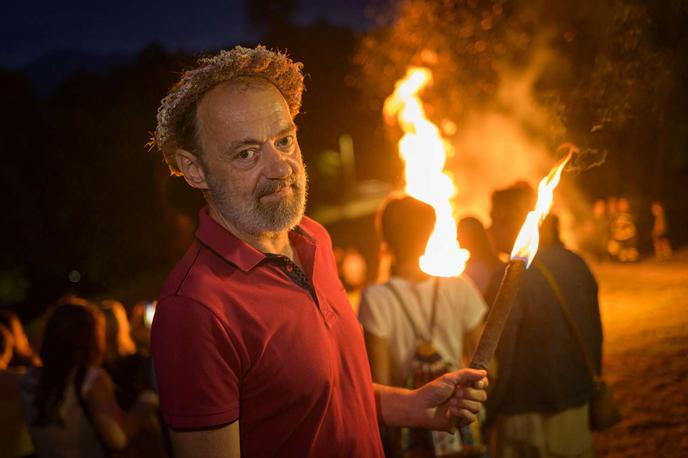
196,78,294,146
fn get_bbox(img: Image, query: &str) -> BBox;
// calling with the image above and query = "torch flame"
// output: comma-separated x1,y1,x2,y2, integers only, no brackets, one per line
510,144,576,266
384,67,468,277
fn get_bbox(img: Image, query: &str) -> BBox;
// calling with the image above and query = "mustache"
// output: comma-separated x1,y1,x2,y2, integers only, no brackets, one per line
256,175,299,198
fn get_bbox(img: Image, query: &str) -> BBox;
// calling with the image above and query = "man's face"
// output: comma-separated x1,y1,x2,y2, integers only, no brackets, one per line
193,80,307,236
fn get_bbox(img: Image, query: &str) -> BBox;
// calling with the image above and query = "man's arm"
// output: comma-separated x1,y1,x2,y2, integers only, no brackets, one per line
373,369,487,431
170,421,240,458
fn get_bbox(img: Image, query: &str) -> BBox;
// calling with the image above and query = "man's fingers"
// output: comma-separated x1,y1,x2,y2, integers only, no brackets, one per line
444,368,487,386
457,386,487,402
473,378,488,389
450,408,477,426
450,397,482,414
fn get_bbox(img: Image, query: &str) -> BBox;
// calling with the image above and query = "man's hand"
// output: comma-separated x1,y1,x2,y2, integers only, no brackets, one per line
412,368,488,432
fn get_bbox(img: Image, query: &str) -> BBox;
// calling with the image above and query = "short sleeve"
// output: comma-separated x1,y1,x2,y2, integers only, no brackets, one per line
358,285,391,338
459,277,488,332
151,295,241,429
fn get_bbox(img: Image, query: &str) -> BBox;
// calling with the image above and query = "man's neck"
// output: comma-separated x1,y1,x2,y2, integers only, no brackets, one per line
208,205,294,259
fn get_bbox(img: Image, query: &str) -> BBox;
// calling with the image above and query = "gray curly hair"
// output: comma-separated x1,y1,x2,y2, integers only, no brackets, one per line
153,45,305,175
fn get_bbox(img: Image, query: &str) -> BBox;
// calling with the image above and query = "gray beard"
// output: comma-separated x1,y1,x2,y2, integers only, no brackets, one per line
206,171,308,235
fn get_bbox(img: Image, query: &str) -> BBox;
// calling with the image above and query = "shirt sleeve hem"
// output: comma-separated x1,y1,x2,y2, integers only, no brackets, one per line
162,409,239,430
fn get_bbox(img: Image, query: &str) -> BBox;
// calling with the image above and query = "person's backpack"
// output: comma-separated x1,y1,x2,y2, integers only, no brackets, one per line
386,278,484,457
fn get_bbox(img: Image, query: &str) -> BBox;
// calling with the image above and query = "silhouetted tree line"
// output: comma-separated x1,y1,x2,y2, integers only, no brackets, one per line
0,8,391,317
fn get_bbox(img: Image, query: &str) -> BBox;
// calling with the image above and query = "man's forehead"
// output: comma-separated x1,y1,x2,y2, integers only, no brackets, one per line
198,79,291,121
195,79,295,148
203,78,284,105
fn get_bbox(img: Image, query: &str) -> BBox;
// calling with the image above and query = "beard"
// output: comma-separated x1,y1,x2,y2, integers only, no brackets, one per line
205,167,308,235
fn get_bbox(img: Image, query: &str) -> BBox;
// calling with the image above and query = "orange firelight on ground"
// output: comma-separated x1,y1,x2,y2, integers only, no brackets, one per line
511,144,576,266
383,67,469,277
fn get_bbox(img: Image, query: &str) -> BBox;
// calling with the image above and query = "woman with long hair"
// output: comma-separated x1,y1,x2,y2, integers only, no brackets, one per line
21,298,159,457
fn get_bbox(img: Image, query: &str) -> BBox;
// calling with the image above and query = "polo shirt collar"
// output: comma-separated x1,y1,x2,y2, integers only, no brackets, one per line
194,207,316,273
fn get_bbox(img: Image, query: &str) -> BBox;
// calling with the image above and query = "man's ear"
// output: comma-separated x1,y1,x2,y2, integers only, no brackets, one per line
175,149,209,190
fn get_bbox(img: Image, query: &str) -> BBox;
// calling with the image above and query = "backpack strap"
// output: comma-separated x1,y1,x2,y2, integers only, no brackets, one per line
385,277,441,343
428,277,440,340
532,260,598,379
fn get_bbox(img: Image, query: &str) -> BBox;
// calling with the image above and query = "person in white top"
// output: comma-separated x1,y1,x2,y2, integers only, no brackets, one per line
360,195,486,384
20,298,159,458
359,195,487,456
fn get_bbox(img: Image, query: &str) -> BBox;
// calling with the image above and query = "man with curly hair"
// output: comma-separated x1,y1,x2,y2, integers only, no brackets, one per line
150,45,488,458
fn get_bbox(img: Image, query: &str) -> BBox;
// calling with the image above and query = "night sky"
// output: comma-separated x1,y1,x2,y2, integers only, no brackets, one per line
1,0,372,68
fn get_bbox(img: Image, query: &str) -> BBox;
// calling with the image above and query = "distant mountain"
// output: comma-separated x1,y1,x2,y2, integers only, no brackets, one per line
22,49,134,97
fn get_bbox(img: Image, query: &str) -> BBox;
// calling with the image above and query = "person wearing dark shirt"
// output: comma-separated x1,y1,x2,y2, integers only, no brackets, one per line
486,199,602,457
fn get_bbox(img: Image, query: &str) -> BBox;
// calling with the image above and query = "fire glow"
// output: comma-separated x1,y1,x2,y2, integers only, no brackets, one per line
383,67,469,277
510,145,575,266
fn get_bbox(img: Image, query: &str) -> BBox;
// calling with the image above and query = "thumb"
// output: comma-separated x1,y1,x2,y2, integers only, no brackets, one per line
444,368,487,386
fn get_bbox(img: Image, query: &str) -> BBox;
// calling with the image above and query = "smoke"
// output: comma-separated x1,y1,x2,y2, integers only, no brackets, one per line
442,35,567,225
356,0,660,250
566,147,607,174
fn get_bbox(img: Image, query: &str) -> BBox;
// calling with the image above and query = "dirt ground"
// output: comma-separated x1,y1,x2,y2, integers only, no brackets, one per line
590,250,688,457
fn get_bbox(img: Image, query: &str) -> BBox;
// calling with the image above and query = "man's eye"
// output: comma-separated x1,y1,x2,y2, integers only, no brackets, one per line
277,135,294,148
237,149,257,161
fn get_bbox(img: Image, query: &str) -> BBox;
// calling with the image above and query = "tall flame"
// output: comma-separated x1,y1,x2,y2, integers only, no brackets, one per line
383,67,468,277
511,145,575,266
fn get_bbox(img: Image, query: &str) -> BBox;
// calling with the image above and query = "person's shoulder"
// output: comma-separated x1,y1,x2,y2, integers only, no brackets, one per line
158,241,244,310
82,366,114,398
362,282,390,298
298,216,331,243
563,248,597,280
159,240,207,297
551,246,593,270
445,274,479,295
153,295,220,331
449,274,476,289
445,275,487,307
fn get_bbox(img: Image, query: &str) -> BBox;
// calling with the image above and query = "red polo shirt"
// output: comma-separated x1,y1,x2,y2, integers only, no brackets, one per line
151,209,383,457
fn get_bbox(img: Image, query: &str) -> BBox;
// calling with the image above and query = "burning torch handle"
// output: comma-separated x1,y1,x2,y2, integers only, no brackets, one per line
469,259,526,371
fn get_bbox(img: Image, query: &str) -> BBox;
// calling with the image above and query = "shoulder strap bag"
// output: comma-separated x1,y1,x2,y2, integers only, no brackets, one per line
533,260,621,431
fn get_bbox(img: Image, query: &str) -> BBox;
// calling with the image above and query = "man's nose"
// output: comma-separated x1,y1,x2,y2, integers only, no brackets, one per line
263,143,292,179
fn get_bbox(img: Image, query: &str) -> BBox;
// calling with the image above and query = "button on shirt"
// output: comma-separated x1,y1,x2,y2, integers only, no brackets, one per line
151,209,383,458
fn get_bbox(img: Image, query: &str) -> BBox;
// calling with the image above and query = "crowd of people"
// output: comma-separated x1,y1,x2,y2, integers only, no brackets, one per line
0,298,169,458
581,197,673,262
